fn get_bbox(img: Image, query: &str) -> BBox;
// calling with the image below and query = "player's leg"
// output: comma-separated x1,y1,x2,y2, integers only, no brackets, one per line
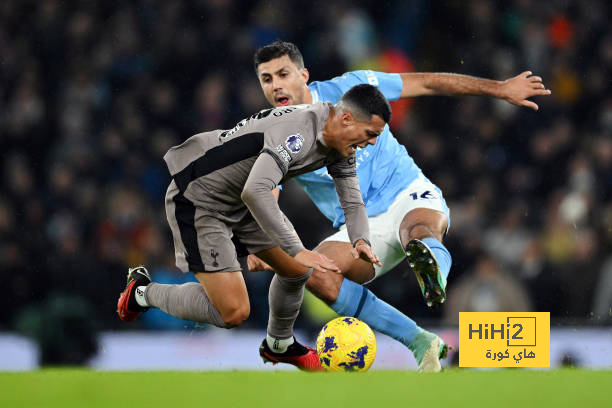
399,207,447,244
117,181,249,328
306,238,444,371
388,182,452,370
306,247,425,350
312,240,375,284
308,199,448,371
237,218,321,371
192,271,249,326
256,247,320,370
370,178,451,307
136,269,249,327
117,269,249,328
312,238,428,321
257,246,312,344
117,252,250,328
400,206,451,307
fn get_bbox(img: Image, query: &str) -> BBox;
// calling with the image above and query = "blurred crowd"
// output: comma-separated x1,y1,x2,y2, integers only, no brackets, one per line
0,0,611,333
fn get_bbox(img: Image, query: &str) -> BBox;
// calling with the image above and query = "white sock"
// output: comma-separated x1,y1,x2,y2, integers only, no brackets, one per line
135,285,149,307
266,334,294,353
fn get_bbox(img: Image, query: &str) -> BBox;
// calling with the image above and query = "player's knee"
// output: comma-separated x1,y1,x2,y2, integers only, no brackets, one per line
306,270,341,305
346,267,375,284
220,304,250,328
404,223,432,240
400,209,447,243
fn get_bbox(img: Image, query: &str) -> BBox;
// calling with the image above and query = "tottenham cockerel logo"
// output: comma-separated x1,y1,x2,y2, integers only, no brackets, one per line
210,250,219,267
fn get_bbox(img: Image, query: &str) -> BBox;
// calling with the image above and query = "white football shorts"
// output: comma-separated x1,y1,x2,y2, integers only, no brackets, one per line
322,176,450,282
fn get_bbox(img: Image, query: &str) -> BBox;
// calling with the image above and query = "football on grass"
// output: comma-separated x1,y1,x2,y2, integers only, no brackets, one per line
316,316,376,372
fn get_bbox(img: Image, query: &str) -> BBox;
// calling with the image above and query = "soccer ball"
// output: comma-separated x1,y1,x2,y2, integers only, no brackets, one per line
316,316,376,372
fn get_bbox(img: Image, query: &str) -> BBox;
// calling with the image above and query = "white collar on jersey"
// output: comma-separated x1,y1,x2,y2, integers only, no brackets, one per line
311,89,319,103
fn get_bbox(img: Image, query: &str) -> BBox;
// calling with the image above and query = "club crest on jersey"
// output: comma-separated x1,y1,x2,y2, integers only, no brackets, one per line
285,134,304,153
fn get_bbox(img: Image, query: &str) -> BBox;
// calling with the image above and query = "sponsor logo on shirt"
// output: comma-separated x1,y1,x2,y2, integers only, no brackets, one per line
276,145,292,164
285,133,304,153
364,70,379,86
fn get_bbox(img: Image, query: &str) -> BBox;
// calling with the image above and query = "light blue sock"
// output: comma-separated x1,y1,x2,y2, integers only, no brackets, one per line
422,237,452,280
330,278,423,347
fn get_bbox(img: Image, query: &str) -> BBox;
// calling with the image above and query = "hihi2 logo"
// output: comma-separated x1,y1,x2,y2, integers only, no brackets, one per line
459,312,550,367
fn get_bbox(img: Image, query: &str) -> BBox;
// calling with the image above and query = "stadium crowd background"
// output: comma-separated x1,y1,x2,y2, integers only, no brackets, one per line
1,0,611,354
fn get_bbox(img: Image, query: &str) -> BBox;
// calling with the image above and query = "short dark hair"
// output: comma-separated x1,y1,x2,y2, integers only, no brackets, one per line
253,41,305,72
340,84,392,124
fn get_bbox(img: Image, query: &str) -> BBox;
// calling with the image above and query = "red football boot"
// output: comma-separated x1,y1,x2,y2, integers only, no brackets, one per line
117,266,152,322
259,337,323,371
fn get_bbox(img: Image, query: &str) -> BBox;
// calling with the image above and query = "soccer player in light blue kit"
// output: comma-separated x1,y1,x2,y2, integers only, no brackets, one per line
251,41,551,371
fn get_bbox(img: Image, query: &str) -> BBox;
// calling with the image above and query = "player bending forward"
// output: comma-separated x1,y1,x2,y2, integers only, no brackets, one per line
117,84,389,371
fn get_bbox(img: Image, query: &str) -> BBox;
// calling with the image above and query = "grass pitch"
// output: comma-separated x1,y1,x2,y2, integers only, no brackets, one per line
1,369,609,408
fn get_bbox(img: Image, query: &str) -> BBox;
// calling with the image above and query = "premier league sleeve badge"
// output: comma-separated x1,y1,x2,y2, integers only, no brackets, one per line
285,134,304,153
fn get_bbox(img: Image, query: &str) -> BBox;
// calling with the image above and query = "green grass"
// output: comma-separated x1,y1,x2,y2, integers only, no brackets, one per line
1,369,609,408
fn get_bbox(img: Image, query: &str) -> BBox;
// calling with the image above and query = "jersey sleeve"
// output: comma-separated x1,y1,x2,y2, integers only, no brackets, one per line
241,153,304,256
312,70,403,102
326,155,370,246
261,121,314,174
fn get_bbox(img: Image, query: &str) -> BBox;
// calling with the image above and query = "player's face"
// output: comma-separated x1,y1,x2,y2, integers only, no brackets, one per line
257,55,309,107
333,113,386,158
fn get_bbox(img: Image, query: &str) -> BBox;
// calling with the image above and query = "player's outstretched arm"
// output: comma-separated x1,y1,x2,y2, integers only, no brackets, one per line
399,71,551,110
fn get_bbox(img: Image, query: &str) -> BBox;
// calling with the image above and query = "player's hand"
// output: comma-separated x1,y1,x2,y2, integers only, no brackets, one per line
352,240,382,267
295,249,341,274
247,254,273,271
500,71,551,111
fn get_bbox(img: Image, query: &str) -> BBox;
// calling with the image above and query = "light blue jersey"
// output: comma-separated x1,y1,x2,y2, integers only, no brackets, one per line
295,70,425,227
